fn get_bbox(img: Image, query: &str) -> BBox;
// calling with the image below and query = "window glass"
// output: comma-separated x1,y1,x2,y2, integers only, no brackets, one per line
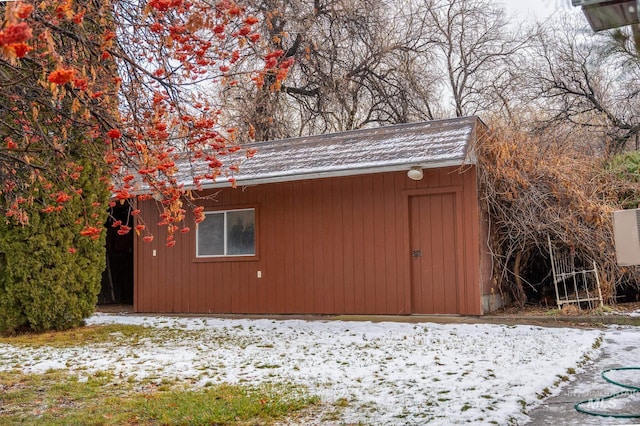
197,212,224,256
196,209,255,257
227,210,255,255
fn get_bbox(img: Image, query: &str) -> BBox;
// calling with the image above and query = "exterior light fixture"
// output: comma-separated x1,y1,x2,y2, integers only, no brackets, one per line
572,0,640,51
407,166,424,181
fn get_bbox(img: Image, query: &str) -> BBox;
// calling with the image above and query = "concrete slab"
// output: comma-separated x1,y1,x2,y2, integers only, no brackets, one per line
95,303,640,327
526,326,640,425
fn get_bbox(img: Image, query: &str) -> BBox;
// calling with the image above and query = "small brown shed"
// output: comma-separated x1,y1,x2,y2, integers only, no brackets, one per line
128,116,496,315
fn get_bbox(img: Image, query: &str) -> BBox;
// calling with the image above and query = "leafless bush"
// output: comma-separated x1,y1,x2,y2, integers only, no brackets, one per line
476,124,640,307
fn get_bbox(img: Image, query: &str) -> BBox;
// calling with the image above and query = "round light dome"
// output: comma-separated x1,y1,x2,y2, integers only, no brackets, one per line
407,166,423,181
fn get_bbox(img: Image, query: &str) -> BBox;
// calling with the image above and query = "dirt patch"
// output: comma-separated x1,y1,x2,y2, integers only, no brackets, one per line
491,301,640,317
95,304,134,314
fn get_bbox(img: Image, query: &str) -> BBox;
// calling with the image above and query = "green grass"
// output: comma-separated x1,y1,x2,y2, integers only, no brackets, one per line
0,323,261,349
0,323,319,424
0,324,153,348
0,369,319,425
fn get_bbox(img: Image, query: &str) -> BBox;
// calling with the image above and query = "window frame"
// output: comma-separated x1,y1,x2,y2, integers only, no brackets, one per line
194,206,258,262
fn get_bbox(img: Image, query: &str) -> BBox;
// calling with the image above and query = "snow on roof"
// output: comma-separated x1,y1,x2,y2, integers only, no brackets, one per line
177,116,482,189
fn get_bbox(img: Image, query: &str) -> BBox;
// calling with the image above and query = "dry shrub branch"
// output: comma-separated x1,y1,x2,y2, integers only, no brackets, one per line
476,124,640,307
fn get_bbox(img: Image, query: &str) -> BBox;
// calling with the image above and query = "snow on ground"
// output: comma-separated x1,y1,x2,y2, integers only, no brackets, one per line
0,314,607,425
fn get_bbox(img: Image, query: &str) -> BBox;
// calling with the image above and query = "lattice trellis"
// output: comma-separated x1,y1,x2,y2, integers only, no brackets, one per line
548,235,603,309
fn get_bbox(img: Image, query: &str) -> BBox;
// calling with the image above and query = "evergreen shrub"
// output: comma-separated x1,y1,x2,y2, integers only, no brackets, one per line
0,160,108,335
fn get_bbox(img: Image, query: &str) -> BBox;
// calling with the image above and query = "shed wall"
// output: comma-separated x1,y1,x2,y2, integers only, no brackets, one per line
134,166,483,315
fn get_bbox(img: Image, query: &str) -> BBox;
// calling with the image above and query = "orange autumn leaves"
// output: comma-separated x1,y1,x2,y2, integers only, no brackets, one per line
47,68,75,85
106,129,122,139
0,0,294,248
0,3,33,59
148,0,185,12
46,67,91,95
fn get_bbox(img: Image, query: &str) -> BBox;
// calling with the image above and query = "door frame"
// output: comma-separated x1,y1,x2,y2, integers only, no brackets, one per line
403,186,466,314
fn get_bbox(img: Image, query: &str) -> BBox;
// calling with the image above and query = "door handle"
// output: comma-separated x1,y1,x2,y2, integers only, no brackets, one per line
411,250,422,257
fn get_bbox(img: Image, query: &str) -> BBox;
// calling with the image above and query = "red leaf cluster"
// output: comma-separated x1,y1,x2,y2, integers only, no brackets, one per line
72,77,88,90
0,22,32,45
107,129,122,139
48,68,75,85
16,3,34,19
0,21,33,58
0,1,295,247
80,226,102,239
149,0,184,12
5,138,18,150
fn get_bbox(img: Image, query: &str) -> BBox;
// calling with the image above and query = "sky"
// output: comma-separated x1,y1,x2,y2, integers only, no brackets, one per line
1,313,639,424
501,0,578,23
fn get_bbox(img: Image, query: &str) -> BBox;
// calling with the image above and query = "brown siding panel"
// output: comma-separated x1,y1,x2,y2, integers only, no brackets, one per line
331,178,345,314
383,173,397,314
149,225,160,312
373,174,387,313
279,187,289,310
223,262,233,312
292,183,305,313
341,178,355,313
315,181,326,313
322,180,334,313
302,183,315,313
134,166,484,315
431,194,445,312
443,193,458,314
361,175,376,314
351,177,366,313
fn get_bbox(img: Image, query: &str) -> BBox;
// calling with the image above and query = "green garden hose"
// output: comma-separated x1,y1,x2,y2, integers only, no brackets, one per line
574,367,640,418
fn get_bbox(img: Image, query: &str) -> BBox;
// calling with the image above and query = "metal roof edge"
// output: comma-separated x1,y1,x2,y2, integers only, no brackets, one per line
188,158,475,191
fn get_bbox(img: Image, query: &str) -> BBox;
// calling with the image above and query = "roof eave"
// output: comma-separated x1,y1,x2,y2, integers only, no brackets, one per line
187,156,476,191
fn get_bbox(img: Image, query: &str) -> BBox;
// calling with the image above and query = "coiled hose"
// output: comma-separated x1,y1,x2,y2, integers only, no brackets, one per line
574,367,640,418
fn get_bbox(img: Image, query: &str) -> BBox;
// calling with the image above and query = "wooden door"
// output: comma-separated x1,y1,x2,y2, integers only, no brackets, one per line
409,192,459,314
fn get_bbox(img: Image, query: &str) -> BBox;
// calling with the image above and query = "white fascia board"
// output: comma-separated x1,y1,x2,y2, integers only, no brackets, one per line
189,158,474,191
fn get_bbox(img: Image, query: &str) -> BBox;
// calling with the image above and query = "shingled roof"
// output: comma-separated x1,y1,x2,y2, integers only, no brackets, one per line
177,116,483,190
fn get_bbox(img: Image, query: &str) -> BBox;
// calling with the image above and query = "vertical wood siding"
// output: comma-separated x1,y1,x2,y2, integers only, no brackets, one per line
134,166,483,315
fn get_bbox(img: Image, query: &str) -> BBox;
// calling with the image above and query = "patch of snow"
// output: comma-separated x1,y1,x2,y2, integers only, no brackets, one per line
606,309,640,318
0,314,605,425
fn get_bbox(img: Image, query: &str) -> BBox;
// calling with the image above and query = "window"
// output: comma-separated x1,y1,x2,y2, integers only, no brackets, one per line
196,208,255,257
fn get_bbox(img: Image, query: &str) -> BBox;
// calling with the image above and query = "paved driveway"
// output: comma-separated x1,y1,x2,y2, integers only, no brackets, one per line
526,326,640,425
